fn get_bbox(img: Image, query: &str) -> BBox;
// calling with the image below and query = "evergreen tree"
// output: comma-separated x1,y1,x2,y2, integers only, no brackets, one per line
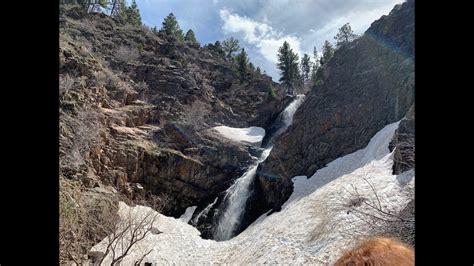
110,0,126,18
256,67,261,75
334,23,358,47
152,26,158,34
125,0,141,27
311,46,320,83
310,62,318,84
319,40,335,66
248,62,255,72
213,41,225,57
236,48,249,83
222,37,240,61
277,41,300,94
300,53,311,82
160,13,184,41
184,29,199,45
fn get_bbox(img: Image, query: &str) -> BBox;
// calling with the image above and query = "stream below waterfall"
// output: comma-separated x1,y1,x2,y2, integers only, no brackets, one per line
192,94,306,241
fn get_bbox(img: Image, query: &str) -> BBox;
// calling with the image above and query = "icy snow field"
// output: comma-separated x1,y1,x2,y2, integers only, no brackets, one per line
92,121,414,264
212,126,265,146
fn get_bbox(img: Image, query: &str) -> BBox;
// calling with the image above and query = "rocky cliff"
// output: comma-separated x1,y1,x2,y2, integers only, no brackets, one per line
389,105,415,175
59,4,288,222
254,0,415,214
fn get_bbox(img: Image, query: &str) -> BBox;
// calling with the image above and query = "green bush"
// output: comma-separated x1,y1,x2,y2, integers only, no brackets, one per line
267,86,277,99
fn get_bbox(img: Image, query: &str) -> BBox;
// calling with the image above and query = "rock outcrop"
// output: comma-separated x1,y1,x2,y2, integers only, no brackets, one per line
59,3,288,222
254,0,415,215
389,105,415,175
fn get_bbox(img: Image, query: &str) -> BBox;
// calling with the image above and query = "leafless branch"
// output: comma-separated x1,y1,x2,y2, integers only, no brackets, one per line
183,100,210,130
135,249,153,265
337,173,414,244
96,206,160,265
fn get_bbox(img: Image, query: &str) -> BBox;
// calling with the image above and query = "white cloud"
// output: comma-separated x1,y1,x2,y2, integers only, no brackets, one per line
308,1,401,47
219,9,302,64
216,1,404,81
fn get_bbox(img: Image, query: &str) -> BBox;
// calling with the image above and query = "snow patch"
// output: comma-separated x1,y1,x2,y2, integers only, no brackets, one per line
179,206,197,223
212,126,265,145
92,121,414,264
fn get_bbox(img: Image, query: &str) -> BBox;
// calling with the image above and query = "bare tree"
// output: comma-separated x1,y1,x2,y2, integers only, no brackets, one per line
60,186,119,265
97,206,160,265
136,81,150,102
338,175,414,244
60,74,75,96
183,100,210,130
116,45,140,63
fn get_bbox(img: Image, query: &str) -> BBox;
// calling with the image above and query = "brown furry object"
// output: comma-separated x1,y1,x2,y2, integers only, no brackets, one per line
334,237,414,266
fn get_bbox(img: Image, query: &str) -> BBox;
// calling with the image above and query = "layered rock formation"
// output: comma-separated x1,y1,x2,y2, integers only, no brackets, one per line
59,5,288,220
254,0,415,215
389,105,415,175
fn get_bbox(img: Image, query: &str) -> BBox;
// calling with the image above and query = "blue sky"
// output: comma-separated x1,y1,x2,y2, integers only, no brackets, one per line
128,0,405,81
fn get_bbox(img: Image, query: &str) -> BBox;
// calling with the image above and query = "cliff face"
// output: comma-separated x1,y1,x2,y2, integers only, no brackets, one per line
59,5,288,218
254,0,414,213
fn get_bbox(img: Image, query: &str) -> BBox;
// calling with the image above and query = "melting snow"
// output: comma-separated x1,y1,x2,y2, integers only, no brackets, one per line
92,121,414,264
179,206,197,223
212,126,265,145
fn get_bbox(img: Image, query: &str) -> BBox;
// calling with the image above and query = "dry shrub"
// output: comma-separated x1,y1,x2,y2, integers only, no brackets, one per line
183,100,210,130
61,109,102,170
94,68,121,89
59,182,119,264
136,81,150,102
96,205,159,265
339,175,415,246
60,182,169,265
60,74,75,96
116,45,139,63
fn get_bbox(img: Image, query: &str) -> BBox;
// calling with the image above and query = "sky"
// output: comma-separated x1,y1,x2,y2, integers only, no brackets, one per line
128,0,405,81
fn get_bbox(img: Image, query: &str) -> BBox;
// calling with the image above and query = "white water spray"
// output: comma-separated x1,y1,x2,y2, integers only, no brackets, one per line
213,95,305,241
272,94,306,140
192,197,218,224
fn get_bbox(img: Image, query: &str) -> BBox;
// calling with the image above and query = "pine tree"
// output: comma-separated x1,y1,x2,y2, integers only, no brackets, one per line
213,41,225,57
222,37,240,61
152,26,158,34
310,62,318,84
248,62,255,71
110,0,126,18
319,40,335,66
277,41,300,94
236,48,249,83
184,29,199,45
300,53,311,82
313,46,318,63
311,46,320,83
160,13,184,41
256,67,261,75
334,23,358,48
125,0,141,27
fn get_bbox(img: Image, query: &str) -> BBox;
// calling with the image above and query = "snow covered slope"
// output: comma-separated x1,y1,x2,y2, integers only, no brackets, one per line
92,121,414,264
212,126,265,146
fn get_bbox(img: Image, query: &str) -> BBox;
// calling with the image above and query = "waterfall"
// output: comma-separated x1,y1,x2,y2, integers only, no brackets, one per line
192,197,218,224
214,148,272,241
266,94,306,146
213,95,305,241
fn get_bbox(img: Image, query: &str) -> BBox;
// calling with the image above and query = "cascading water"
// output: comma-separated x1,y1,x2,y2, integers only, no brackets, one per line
192,197,218,224
214,148,272,241
213,95,305,241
